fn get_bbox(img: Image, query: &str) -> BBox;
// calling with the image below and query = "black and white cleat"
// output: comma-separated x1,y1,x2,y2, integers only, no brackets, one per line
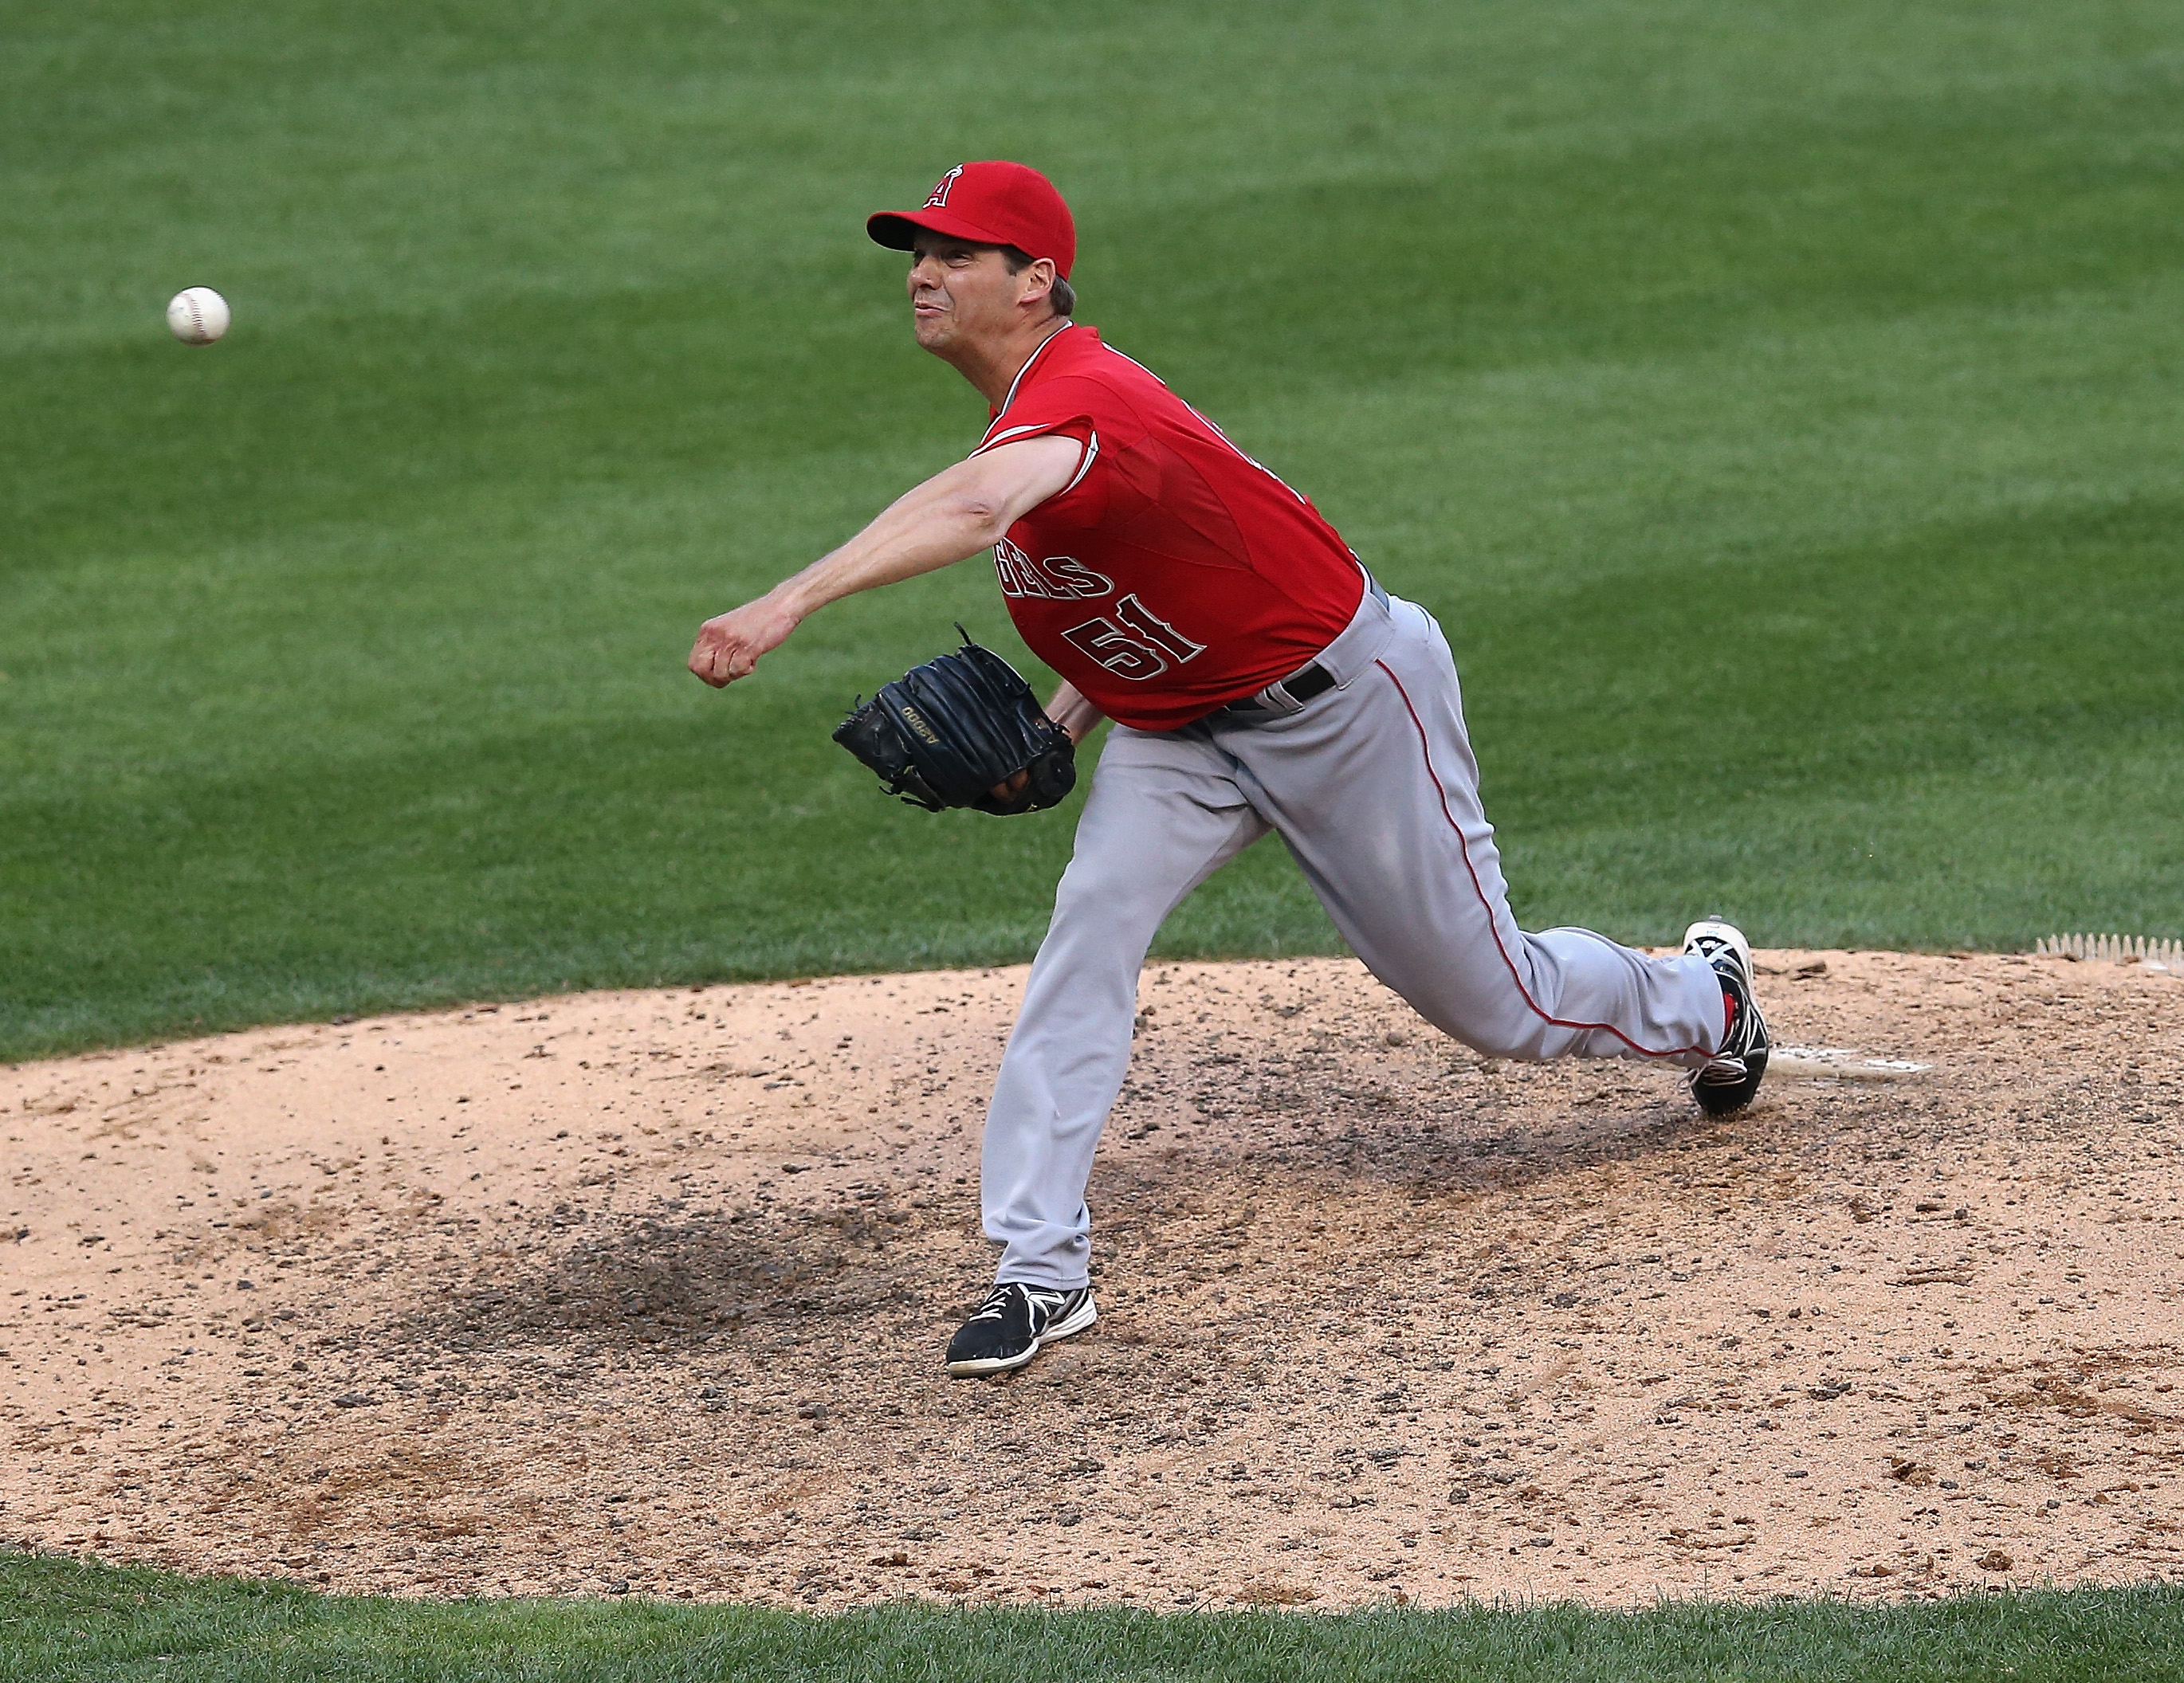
1684,917,1770,1116
944,1281,1098,1377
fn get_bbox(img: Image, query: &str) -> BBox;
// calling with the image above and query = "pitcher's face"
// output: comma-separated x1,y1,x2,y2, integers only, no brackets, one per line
906,233,1032,356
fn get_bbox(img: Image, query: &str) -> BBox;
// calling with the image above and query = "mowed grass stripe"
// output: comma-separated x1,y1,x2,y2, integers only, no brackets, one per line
6,2,2176,342
8,491,2175,1049
18,62,2184,563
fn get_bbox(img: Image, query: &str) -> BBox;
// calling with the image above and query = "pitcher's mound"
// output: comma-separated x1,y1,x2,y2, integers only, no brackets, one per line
4,950,2180,1606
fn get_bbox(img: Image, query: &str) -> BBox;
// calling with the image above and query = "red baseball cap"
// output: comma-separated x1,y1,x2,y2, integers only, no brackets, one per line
867,161,1077,280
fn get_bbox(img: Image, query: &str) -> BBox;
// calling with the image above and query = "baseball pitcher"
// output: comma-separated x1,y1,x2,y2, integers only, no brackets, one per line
688,162,1770,1376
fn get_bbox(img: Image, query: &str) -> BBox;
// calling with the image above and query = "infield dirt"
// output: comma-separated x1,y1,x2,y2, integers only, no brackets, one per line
3,950,2180,1607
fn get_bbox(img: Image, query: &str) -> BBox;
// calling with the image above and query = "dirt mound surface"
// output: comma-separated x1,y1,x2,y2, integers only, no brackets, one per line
4,951,2181,1607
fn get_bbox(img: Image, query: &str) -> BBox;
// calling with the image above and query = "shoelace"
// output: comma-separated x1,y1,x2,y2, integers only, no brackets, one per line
965,1284,1070,1322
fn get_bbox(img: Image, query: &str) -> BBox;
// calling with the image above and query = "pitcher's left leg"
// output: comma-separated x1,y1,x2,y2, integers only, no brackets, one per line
1225,598,1726,1067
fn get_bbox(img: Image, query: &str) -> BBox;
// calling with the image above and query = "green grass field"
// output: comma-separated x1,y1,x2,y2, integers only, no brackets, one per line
5,0,2182,1062
6,1552,2182,1682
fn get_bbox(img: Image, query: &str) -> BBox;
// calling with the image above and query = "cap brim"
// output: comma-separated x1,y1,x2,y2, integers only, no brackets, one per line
866,207,1018,253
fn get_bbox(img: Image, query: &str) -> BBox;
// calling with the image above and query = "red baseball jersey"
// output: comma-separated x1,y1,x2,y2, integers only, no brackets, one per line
969,324,1366,731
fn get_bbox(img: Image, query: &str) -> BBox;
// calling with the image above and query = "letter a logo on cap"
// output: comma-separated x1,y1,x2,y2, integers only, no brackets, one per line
924,165,964,208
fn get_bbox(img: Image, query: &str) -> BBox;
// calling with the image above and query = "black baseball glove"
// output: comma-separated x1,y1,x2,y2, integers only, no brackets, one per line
832,629,1076,816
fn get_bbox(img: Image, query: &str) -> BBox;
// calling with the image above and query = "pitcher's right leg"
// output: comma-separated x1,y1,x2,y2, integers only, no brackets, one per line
975,724,1269,1295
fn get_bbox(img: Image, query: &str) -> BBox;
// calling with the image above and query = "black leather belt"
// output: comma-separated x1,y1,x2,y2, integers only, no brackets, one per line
1263,662,1338,707
1216,575,1388,719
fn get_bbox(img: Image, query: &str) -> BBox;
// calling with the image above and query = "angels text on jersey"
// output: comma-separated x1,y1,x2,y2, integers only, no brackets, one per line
994,537,1207,682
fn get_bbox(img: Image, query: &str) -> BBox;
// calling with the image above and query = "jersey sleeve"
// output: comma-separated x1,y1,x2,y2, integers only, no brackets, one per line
971,375,1128,522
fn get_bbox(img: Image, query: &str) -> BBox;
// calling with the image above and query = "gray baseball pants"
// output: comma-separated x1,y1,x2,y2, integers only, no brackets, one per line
981,586,1729,1289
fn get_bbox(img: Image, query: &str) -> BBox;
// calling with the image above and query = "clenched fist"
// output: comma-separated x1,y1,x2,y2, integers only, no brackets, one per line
688,594,800,688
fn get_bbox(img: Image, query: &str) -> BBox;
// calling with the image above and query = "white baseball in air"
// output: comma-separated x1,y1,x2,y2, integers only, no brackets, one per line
166,287,230,345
